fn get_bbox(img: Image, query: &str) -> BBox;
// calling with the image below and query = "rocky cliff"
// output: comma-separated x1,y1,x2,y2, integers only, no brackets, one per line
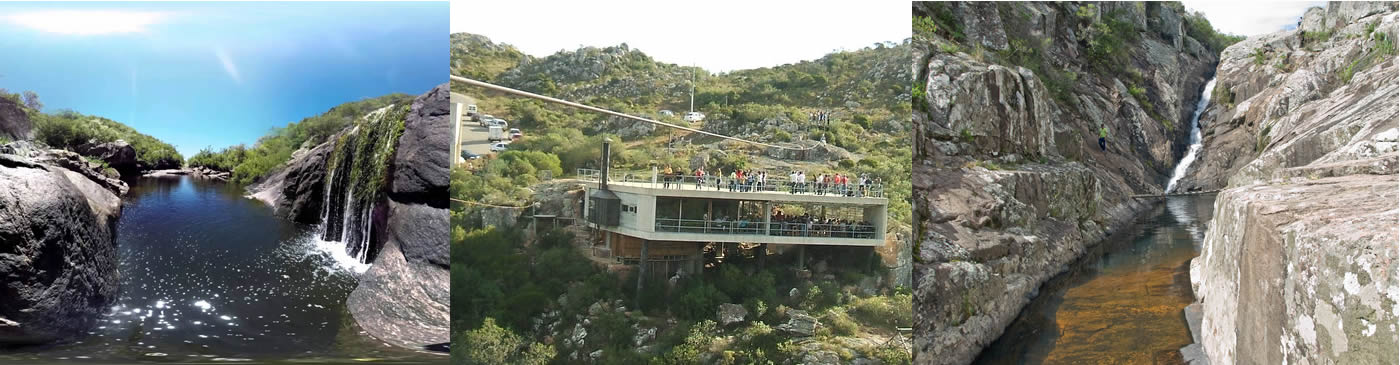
0,141,127,344
1184,3,1400,364
246,84,450,350
912,2,1226,363
0,98,33,141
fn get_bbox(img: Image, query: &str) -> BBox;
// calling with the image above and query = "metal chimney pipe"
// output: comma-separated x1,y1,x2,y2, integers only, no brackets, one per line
601,138,612,191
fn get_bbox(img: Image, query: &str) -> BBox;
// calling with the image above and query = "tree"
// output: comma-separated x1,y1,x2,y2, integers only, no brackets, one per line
455,318,554,365
21,90,41,111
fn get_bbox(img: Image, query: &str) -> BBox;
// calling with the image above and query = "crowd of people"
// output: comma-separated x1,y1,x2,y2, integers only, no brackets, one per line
769,209,876,239
648,165,883,197
659,210,876,239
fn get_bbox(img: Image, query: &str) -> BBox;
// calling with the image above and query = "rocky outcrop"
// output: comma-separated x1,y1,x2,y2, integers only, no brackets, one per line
390,83,451,208
346,83,450,349
1174,3,1399,192
912,2,1221,363
247,137,336,224
0,144,126,345
0,97,32,141
1186,3,1400,364
75,140,138,174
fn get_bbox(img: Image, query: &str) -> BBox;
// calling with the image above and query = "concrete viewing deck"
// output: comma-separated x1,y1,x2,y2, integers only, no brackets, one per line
579,168,888,207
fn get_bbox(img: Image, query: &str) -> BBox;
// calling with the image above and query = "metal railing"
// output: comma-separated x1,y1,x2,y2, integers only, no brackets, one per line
578,168,884,198
654,217,879,239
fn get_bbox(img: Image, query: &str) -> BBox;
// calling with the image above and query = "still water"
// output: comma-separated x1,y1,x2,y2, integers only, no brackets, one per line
0,176,438,363
975,194,1216,364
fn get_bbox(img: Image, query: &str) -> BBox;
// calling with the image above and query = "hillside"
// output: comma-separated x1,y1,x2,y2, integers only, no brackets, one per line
188,93,414,184
1,91,184,174
451,33,915,364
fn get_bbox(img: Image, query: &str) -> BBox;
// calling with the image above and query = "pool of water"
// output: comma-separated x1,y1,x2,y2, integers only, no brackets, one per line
0,176,440,363
974,194,1216,365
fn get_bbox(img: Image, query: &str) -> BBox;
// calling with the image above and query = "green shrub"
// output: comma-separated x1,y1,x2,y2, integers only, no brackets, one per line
824,307,859,336
913,16,939,38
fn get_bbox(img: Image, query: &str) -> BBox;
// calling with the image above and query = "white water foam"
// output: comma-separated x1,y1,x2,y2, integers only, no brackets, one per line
1165,78,1217,193
285,229,371,274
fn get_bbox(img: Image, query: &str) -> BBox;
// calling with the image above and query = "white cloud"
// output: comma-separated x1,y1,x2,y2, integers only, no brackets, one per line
1181,1,1325,36
5,10,169,35
215,47,242,84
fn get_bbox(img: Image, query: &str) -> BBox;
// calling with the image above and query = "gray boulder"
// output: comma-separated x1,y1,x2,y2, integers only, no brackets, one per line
0,154,121,344
1299,6,1327,33
0,97,32,141
717,303,748,326
777,310,819,337
390,83,450,207
77,140,138,174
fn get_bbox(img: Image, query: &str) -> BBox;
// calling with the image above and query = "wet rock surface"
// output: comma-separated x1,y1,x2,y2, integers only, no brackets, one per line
247,137,335,224
347,84,451,349
0,146,126,344
912,2,1220,363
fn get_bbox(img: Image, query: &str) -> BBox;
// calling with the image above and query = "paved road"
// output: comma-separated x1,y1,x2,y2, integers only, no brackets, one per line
453,93,492,159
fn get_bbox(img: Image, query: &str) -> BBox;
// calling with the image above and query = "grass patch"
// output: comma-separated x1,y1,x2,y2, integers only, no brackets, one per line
1257,123,1274,153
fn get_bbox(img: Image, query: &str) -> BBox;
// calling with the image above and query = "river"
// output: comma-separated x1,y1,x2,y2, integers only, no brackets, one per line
973,193,1216,364
0,176,438,363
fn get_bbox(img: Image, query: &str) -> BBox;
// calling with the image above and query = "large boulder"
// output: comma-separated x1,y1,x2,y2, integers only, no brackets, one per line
76,140,138,174
0,153,121,344
777,310,819,337
717,303,748,326
246,139,335,223
390,83,451,207
0,97,32,141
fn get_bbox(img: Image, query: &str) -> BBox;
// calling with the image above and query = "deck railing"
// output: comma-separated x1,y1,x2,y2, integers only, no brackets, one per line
653,217,878,239
578,168,884,198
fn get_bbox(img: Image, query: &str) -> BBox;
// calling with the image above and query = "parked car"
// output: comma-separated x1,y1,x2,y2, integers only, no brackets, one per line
490,142,508,152
461,151,481,160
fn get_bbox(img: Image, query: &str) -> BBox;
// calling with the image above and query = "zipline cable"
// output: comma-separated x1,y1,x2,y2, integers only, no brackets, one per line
450,75,809,151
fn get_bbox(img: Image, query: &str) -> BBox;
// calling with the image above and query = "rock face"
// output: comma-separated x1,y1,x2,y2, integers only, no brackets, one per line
1173,2,1400,192
0,145,126,344
76,140,138,174
1187,4,1400,364
247,138,336,224
912,2,1221,364
391,83,451,208
346,83,451,349
0,97,32,141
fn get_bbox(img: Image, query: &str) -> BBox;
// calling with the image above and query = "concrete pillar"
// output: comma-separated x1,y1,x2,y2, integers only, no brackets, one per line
635,240,650,308
797,245,805,270
758,243,767,269
451,102,462,164
763,201,772,236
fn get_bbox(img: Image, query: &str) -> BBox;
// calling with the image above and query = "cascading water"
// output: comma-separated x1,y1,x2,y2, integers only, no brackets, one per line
1164,78,1216,193
316,106,406,265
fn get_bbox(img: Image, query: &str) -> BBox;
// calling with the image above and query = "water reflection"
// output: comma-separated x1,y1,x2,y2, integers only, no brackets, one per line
0,176,435,362
975,194,1217,364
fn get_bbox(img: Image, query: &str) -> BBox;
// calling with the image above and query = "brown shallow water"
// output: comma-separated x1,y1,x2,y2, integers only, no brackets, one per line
975,194,1215,365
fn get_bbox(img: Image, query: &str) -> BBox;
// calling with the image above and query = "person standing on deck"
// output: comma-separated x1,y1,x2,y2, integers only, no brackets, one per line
1099,124,1109,151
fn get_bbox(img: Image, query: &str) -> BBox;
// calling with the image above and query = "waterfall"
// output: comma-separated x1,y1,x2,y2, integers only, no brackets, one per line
314,105,407,265
1165,78,1216,193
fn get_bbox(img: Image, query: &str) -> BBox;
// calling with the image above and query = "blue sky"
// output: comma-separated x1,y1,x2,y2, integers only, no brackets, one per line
0,2,446,158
